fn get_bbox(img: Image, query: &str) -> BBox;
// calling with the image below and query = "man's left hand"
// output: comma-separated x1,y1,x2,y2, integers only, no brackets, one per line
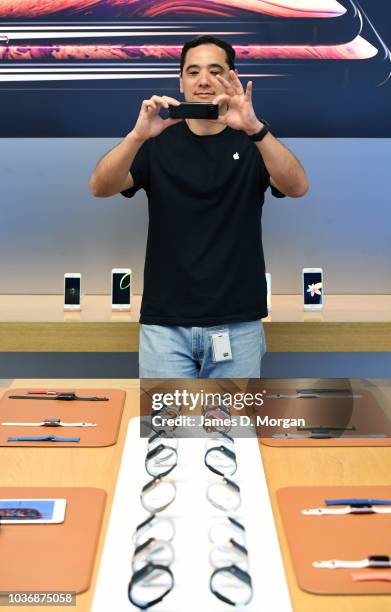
211,70,262,135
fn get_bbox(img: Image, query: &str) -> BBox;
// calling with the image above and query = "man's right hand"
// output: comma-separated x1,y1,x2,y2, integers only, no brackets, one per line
131,95,183,141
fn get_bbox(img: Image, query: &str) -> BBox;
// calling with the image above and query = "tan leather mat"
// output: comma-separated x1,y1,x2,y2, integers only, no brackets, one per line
259,387,391,446
0,388,126,447
277,486,391,594
0,487,106,593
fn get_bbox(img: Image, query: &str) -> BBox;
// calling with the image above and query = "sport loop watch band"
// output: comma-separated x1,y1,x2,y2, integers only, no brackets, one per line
272,433,387,439
313,555,391,569
303,503,391,515
128,563,174,609
1,418,97,427
7,435,80,443
325,498,391,506
9,392,108,401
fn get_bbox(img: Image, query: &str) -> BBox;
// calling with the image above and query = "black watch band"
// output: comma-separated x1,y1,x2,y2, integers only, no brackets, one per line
248,119,270,142
128,563,174,609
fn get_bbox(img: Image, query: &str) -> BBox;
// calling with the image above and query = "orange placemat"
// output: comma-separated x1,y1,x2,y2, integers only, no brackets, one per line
277,486,391,594
259,388,391,446
0,388,126,447
0,487,106,593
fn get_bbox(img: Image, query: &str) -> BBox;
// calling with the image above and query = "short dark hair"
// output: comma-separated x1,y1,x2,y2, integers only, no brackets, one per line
180,36,236,74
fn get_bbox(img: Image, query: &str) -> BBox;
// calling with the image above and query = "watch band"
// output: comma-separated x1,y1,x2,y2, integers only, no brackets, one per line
298,425,355,432
145,444,178,478
208,517,246,546
303,504,391,515
140,477,177,513
205,434,235,455
9,392,108,401
148,431,178,450
132,537,175,572
1,419,96,427
248,119,270,142
206,478,241,512
272,433,387,439
128,563,174,610
209,538,249,570
325,498,391,506
204,445,237,477
314,555,391,570
210,564,253,607
7,435,80,442
266,392,361,399
133,514,176,546
153,403,181,419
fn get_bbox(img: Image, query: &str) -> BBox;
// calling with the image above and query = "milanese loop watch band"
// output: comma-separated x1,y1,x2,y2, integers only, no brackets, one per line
303,503,391,515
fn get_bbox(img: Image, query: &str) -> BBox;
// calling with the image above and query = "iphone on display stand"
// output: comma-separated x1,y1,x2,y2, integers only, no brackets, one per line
111,268,132,311
64,273,81,311
0,498,66,524
266,273,272,313
303,268,324,311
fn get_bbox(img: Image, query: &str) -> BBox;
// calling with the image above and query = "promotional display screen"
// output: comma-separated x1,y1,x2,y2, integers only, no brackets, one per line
303,271,323,306
112,272,131,305
64,277,80,305
0,0,389,136
0,500,55,520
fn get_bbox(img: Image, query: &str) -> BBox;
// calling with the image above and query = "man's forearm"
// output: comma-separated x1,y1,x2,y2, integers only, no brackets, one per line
249,123,308,197
89,130,145,197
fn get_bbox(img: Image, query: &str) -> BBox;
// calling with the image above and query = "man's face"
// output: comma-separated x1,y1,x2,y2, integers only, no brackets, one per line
180,43,232,103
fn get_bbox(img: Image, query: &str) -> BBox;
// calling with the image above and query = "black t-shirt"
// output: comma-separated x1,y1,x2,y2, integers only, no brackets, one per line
122,121,284,326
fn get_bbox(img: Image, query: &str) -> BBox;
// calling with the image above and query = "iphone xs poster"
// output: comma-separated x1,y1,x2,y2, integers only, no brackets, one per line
0,0,390,136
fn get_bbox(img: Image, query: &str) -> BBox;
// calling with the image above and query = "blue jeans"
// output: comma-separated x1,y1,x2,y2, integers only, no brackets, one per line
139,320,266,378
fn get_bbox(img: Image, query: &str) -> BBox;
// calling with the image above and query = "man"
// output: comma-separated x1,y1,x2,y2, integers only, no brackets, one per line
90,36,308,378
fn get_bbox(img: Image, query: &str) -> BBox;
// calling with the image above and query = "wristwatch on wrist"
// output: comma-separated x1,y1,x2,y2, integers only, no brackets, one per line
248,118,271,142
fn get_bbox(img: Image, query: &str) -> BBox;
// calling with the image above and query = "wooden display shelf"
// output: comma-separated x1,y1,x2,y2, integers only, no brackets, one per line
0,295,391,352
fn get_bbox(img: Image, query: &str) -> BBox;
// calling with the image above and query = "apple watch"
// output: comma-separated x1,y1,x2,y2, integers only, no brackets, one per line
248,119,270,142
140,477,177,513
210,564,253,606
133,514,176,546
209,538,249,570
128,563,174,610
145,444,178,478
204,445,237,478
208,516,246,547
132,537,175,572
206,478,241,512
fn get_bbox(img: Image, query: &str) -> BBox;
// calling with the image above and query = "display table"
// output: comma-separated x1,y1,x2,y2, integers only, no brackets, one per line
0,378,390,611
1,295,391,351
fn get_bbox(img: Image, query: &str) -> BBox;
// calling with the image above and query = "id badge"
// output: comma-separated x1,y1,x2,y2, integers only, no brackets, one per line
211,331,233,363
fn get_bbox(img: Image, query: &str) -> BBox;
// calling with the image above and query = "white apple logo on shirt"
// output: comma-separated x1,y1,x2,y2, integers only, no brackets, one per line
233,152,240,160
